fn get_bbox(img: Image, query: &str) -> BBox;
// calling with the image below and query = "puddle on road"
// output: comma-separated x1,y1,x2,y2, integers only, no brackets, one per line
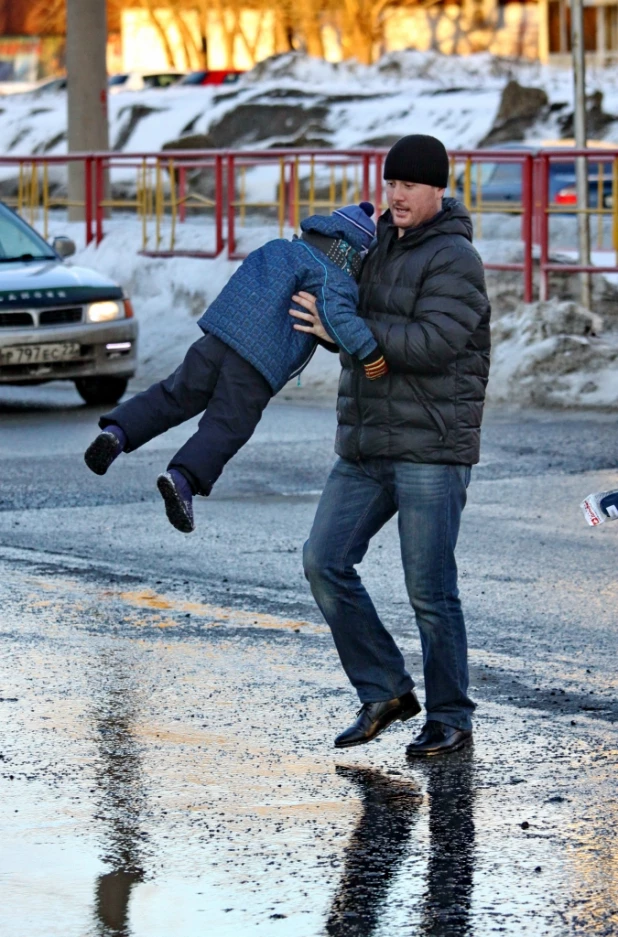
1,562,618,936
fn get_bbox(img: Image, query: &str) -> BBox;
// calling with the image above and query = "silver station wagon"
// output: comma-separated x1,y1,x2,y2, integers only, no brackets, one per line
0,203,137,405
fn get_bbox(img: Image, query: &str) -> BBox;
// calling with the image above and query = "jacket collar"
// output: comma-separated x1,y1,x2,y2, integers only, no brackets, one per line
298,231,362,280
377,197,473,248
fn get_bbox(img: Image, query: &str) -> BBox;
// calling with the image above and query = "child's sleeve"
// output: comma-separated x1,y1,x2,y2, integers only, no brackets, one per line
316,276,388,380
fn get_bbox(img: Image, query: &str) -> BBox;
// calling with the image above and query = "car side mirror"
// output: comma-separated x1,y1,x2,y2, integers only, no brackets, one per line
52,236,76,259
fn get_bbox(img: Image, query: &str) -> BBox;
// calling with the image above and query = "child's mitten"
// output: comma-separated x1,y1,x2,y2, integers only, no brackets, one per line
361,348,389,380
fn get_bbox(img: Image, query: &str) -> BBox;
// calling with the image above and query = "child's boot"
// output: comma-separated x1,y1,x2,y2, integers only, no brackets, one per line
84,425,127,475
156,469,195,533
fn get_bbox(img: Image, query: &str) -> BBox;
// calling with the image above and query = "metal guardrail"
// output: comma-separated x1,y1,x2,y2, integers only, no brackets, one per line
3,147,618,304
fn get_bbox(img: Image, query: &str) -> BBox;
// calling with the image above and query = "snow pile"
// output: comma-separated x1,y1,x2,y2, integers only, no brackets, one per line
488,298,618,407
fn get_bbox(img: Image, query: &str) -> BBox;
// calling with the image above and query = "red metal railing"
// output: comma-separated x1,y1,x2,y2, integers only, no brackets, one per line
536,147,618,301
3,147,618,305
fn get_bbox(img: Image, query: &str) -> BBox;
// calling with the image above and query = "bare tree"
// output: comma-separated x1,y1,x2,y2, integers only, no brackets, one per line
23,0,66,34
139,0,178,66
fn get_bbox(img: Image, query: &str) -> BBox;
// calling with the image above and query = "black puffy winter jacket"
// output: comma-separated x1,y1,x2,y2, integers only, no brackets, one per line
335,198,491,466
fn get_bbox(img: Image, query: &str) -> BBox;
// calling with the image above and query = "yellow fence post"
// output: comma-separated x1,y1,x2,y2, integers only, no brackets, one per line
168,158,177,252
612,157,618,266
450,156,457,197
597,161,604,250
278,157,285,238
155,158,163,249
240,165,246,227
294,155,300,230
463,158,472,212
475,161,483,239
309,155,315,216
140,158,148,250
43,162,49,239
17,161,24,216
30,161,38,227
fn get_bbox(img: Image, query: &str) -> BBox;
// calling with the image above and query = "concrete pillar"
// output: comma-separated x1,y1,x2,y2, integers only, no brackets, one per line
66,0,109,221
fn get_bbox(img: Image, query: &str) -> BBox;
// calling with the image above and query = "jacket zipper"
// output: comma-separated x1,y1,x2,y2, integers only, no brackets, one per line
354,362,363,460
288,343,317,383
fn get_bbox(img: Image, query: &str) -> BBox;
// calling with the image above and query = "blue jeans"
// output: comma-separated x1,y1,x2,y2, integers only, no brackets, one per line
303,458,475,731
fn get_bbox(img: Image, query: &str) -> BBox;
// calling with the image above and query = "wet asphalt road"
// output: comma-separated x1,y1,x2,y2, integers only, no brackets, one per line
1,383,618,937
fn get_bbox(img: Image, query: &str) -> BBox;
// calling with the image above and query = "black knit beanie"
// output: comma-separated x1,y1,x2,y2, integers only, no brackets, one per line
383,134,449,188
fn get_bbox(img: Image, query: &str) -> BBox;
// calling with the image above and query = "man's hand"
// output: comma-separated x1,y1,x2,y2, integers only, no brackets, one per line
289,292,336,344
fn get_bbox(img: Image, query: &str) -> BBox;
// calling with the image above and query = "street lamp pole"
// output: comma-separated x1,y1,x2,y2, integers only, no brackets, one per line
571,0,591,307
66,0,109,222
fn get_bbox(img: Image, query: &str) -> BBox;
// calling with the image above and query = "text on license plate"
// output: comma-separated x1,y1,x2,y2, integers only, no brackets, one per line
0,342,82,366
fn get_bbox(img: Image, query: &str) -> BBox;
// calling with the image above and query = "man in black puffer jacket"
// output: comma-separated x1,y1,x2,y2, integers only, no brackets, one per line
297,135,490,757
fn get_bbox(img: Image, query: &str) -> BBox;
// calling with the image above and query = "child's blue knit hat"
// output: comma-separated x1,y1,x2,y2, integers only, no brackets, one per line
331,202,375,251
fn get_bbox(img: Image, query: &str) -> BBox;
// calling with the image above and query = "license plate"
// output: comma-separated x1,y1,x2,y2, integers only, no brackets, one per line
0,342,82,366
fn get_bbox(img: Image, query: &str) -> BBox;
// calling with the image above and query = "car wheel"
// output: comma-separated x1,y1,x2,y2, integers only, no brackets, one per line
75,377,129,406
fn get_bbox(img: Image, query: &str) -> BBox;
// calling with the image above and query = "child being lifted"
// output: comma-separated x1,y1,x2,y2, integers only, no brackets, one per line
84,202,387,533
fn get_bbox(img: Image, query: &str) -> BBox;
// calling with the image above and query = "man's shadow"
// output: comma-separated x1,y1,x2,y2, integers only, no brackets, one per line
326,751,475,937
89,651,147,937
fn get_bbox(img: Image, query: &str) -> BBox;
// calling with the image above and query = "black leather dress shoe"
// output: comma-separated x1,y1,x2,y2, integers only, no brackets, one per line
334,691,421,748
406,720,472,757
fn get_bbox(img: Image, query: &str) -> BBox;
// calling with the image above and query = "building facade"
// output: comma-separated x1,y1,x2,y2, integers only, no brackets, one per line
0,0,617,76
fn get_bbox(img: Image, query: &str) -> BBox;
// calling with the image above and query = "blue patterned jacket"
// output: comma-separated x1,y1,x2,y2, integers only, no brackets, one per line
198,214,377,393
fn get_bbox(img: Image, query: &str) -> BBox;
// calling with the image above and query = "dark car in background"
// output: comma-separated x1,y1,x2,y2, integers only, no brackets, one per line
108,71,185,92
32,73,185,96
0,204,137,405
455,143,614,210
179,70,244,86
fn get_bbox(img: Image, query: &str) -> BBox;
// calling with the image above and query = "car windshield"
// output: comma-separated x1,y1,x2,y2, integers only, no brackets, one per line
180,71,207,84
550,160,609,181
0,205,57,261
108,74,128,86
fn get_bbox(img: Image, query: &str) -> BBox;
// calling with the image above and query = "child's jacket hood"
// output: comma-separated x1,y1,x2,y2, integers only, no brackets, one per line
300,213,374,253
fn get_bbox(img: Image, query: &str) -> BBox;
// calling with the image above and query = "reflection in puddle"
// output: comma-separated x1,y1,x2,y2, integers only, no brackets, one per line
326,766,422,936
96,870,143,936
327,754,475,937
419,751,475,936
90,650,146,936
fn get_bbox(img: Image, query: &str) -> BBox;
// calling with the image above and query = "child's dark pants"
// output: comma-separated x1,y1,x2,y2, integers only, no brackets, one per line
100,333,273,495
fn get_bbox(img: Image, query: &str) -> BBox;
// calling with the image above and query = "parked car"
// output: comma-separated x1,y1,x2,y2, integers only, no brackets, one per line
455,142,614,210
108,71,185,92
178,69,244,86
30,76,67,95
0,203,137,405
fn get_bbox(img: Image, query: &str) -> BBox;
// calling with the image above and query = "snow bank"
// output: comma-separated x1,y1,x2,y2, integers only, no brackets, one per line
3,50,618,175
488,298,618,407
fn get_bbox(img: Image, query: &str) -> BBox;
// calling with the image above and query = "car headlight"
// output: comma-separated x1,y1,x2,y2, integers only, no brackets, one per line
87,300,125,323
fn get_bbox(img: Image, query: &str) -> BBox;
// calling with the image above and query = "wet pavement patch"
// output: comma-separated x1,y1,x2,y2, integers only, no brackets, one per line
1,555,618,936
